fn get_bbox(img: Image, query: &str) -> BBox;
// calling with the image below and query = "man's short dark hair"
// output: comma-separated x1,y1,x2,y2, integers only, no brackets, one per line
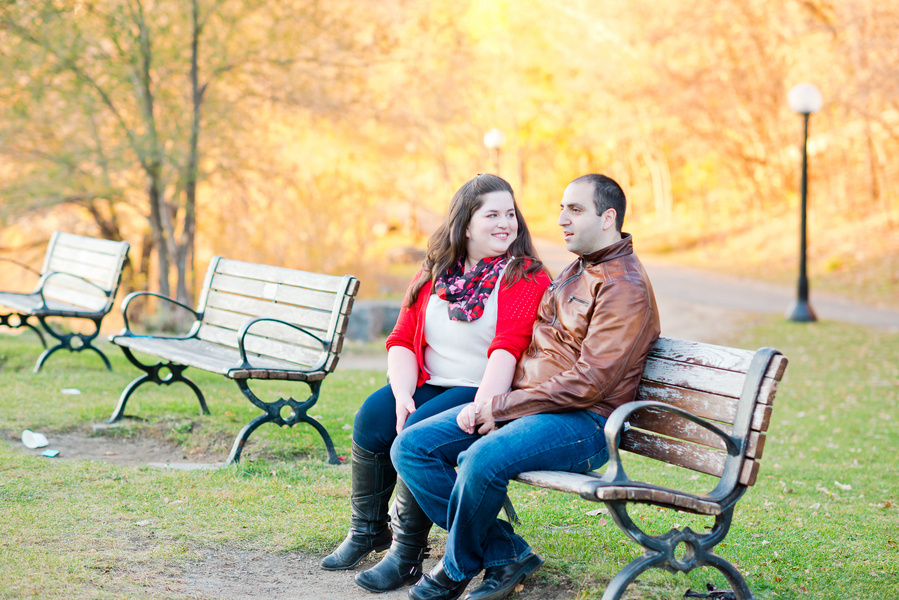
571,174,626,232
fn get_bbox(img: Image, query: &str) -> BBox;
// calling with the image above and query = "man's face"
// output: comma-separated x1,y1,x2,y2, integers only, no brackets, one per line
558,181,609,256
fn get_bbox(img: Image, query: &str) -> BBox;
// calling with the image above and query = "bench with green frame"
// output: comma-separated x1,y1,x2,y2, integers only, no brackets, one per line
0,231,130,372
107,256,360,465
514,338,788,600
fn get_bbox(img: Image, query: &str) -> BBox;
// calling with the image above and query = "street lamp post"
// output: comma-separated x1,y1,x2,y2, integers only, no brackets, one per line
483,128,506,175
786,83,823,323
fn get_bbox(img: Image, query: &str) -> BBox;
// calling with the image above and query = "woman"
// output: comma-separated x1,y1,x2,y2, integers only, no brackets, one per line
320,174,551,593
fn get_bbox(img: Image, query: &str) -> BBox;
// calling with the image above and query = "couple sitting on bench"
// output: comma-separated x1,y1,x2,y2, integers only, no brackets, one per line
322,172,661,600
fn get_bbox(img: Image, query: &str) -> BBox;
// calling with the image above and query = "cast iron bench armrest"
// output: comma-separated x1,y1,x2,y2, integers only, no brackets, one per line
38,271,112,312
118,291,202,339
599,400,741,488
236,316,330,372
0,256,41,277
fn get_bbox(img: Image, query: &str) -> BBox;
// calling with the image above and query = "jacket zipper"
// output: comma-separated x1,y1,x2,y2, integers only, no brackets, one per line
513,260,585,389
549,260,585,328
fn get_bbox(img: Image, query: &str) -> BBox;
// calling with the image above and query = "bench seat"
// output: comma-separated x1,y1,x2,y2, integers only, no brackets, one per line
109,335,329,381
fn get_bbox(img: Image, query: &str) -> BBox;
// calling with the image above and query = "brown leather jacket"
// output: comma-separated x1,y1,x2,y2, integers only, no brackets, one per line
492,234,661,421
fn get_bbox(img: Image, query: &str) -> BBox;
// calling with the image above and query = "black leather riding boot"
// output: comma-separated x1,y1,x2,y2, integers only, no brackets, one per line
353,477,433,591
320,442,397,570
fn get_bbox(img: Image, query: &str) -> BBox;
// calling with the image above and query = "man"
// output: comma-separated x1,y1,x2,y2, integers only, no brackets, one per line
392,174,661,600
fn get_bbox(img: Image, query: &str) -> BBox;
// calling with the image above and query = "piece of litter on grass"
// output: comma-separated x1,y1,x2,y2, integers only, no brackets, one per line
586,507,609,516
61,388,81,395
808,502,821,510
341,424,352,430
135,520,150,527
22,430,49,449
834,480,852,491
41,449,60,458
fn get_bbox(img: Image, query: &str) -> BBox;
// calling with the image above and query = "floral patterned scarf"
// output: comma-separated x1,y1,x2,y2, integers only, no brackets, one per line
434,255,507,322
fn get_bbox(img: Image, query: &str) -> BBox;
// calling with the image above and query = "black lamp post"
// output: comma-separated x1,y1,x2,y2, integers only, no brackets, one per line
483,128,506,175
786,83,823,322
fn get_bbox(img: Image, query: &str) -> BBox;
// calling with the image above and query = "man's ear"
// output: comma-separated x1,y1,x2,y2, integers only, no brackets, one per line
602,209,617,231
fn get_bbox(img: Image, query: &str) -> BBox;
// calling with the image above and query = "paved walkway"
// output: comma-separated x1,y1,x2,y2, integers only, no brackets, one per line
533,237,899,338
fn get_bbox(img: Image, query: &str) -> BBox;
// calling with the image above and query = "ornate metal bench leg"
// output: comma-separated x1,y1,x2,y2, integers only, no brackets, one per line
502,496,519,524
1,313,47,348
230,379,339,465
601,551,668,600
109,347,208,421
699,553,756,600
33,317,111,372
227,412,277,464
108,374,154,423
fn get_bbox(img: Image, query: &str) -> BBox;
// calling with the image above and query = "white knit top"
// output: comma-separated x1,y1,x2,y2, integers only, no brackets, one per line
422,280,500,388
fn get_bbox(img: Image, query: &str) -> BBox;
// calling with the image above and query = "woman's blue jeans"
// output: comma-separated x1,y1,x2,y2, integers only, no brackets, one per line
352,383,478,455
392,404,609,581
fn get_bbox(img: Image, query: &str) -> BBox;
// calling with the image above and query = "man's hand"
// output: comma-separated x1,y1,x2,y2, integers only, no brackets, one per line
395,394,417,434
456,398,497,436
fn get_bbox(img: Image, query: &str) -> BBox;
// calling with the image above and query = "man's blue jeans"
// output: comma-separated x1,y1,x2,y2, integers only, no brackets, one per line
392,405,609,582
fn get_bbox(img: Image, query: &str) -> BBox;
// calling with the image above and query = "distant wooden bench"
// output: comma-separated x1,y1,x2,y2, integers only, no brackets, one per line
0,231,130,372
514,339,788,600
107,256,360,465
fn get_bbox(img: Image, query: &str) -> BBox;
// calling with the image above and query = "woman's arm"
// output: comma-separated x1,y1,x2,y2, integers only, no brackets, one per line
457,348,516,435
389,345,420,434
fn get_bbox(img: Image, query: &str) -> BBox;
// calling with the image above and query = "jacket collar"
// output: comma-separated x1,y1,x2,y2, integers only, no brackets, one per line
581,233,634,265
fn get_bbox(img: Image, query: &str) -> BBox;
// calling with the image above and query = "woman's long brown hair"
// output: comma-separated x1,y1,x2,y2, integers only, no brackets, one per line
406,174,547,307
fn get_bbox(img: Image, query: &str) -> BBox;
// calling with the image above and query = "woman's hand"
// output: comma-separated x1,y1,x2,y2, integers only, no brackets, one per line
395,393,417,434
456,398,496,435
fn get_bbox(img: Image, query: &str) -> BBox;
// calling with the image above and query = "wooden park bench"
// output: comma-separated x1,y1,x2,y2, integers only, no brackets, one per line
107,256,360,465
514,339,788,600
0,231,130,372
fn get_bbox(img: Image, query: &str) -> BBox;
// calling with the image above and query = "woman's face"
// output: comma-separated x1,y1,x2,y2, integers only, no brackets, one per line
464,191,518,267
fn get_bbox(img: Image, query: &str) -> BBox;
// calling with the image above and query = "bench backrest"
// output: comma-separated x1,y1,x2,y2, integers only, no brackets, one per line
624,337,788,487
38,232,131,313
194,257,359,372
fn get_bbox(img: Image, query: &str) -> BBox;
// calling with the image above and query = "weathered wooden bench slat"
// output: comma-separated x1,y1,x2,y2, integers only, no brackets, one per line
636,380,773,432
46,255,121,289
642,355,780,402
214,260,352,294
209,272,350,313
202,306,345,354
649,339,789,384
46,243,123,265
109,256,358,464
627,409,766,458
196,323,336,371
51,232,127,257
204,290,347,334
42,282,109,313
648,337,756,371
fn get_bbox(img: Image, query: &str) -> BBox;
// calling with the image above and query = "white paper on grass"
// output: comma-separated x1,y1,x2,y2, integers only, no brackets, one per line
22,430,49,449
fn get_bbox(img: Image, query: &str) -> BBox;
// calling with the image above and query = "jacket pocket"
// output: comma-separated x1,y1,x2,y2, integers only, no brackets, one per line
567,295,589,305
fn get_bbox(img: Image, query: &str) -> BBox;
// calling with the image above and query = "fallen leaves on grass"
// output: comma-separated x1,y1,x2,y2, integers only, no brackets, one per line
834,480,852,491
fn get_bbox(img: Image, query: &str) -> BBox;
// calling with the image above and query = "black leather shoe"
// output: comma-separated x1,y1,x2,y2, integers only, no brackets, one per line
408,560,472,600
464,552,544,600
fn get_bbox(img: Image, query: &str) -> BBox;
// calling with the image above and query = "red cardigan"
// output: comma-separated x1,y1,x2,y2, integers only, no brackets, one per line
386,268,552,388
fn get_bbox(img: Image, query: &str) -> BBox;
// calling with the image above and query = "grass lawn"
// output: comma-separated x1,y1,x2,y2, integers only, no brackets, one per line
0,319,897,599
